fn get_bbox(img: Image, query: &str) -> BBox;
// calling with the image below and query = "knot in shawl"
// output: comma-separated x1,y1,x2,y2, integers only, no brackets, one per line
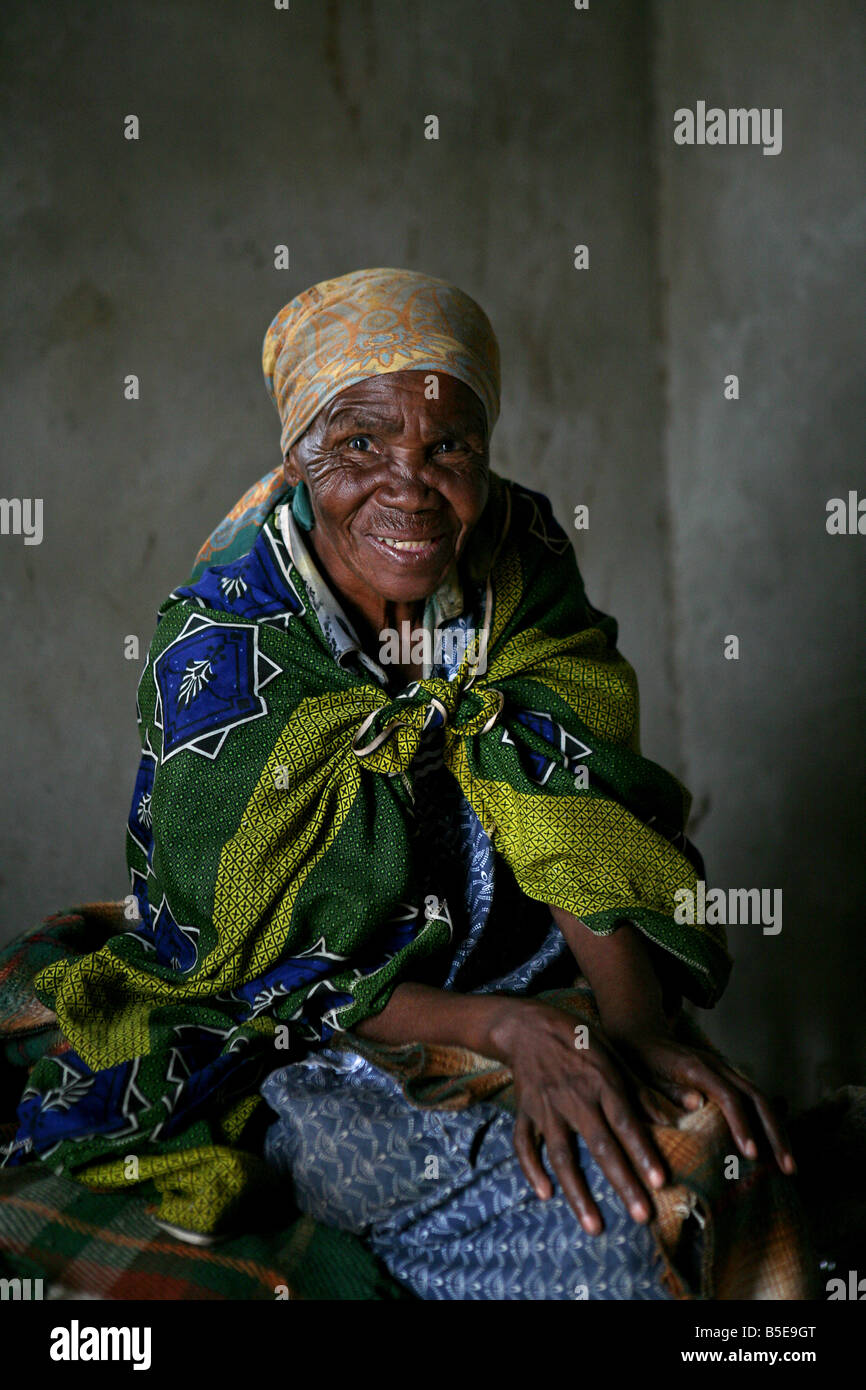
351,678,505,777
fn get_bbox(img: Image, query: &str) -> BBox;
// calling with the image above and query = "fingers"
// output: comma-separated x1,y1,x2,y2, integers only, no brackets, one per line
713,1062,797,1174
680,1057,796,1175
540,1117,605,1235
513,1111,552,1200
642,1059,795,1177
613,1039,704,1113
650,1078,705,1111
681,1062,759,1158
515,1109,604,1235
587,1092,670,1224
636,1084,683,1127
516,1064,669,1232
600,1088,667,1197
547,1079,663,1230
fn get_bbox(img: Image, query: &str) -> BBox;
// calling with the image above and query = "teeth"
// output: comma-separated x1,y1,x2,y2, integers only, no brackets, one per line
377,537,435,551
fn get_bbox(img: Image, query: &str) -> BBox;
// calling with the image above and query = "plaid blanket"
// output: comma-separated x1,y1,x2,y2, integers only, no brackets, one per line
0,1163,413,1301
0,905,410,1300
0,1164,410,1301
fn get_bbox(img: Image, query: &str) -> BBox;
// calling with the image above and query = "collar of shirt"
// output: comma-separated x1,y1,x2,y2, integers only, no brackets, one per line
277,503,468,685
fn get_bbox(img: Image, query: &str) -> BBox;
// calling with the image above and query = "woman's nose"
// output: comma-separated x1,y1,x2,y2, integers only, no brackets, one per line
374,450,444,502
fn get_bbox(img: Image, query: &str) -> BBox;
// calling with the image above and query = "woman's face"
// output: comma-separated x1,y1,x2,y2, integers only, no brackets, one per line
284,370,490,609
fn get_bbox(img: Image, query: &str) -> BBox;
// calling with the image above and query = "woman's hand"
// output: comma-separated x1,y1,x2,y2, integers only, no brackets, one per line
604,1023,797,1177
545,908,796,1182
484,998,668,1236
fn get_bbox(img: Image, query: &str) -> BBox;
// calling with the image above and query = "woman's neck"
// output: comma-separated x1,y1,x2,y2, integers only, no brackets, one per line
344,595,428,684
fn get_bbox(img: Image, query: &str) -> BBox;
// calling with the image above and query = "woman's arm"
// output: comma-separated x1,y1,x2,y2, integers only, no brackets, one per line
550,907,796,1176
548,908,673,1038
350,917,673,1055
352,980,515,1056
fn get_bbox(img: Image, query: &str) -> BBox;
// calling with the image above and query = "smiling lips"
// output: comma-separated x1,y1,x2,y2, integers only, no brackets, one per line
377,536,439,551
370,533,448,561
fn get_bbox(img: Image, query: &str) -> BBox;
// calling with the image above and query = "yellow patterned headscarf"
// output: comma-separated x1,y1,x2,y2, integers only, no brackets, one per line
262,267,501,459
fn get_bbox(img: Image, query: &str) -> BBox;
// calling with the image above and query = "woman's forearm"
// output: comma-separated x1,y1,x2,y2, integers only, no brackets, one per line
549,906,672,1037
351,910,674,1059
352,980,518,1060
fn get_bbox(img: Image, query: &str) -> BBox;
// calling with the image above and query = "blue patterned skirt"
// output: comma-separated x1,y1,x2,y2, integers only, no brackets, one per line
261,1051,674,1301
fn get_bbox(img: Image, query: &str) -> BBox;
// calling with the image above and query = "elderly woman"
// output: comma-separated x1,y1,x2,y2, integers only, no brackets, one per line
9,268,805,1301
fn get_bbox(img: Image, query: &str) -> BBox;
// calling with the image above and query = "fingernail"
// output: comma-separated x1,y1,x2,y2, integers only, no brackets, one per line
783,1154,797,1175
649,1169,665,1189
744,1140,758,1158
630,1202,649,1222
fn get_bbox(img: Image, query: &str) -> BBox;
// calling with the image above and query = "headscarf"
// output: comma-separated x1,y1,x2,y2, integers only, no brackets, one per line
190,268,500,586
261,267,501,459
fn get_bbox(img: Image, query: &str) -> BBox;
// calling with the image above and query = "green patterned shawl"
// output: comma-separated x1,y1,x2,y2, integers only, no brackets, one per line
18,471,729,1235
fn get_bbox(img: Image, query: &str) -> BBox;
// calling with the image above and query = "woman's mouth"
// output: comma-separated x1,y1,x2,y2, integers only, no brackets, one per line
368,533,448,562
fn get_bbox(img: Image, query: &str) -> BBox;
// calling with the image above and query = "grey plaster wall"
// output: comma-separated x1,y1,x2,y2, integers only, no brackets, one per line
654,0,866,1106
1,1,863,1108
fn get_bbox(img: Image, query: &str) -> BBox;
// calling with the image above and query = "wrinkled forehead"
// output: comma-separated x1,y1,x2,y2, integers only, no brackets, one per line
306,369,489,442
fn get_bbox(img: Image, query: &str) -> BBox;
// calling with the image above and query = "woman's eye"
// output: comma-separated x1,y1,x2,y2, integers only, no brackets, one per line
347,436,372,451
434,439,459,454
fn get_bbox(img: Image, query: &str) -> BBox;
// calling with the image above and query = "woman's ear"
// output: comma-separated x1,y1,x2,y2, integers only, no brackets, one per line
282,449,301,487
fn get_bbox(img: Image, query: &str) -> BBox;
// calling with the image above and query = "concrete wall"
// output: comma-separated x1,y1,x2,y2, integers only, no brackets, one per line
1,0,863,1107
653,0,866,1107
